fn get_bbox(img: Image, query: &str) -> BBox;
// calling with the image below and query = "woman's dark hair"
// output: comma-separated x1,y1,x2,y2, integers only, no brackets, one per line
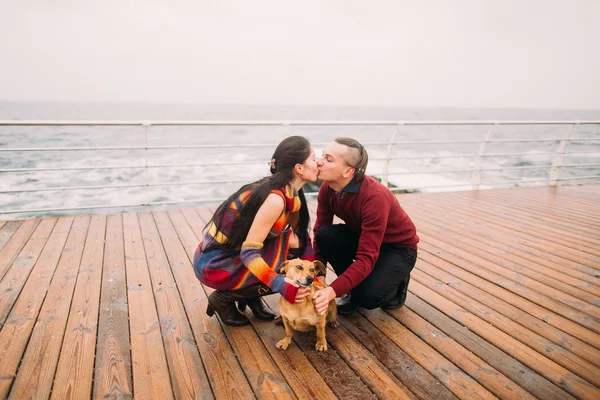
206,136,312,253
334,137,368,183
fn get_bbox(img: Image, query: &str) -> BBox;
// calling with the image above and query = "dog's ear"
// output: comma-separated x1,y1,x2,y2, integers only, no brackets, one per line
278,260,290,275
313,260,326,276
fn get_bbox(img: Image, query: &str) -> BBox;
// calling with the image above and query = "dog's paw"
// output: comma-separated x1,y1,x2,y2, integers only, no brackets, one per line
328,320,339,328
315,341,328,351
276,338,291,350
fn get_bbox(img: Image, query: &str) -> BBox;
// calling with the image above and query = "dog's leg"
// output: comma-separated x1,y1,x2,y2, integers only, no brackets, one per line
327,302,339,328
315,318,328,351
276,317,294,350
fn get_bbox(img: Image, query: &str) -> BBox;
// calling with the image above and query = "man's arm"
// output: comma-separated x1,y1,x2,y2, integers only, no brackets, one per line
329,193,389,297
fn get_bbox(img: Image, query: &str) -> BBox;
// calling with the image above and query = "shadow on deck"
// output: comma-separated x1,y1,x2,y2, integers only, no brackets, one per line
0,184,599,399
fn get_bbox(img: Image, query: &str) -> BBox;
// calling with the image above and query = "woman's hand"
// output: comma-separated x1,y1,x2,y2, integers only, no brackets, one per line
284,277,310,303
312,287,336,315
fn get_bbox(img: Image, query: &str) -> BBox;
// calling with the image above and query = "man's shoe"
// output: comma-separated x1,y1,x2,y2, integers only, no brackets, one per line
382,276,410,310
337,293,359,315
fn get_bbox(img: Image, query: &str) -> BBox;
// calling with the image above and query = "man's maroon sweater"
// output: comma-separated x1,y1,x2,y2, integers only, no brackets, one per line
313,175,419,296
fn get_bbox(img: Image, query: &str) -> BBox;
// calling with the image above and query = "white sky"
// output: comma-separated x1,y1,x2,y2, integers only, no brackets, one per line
1,0,599,108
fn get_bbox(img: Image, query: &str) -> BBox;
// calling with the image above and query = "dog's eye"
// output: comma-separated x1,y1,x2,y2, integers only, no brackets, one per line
309,268,315,273
295,265,303,270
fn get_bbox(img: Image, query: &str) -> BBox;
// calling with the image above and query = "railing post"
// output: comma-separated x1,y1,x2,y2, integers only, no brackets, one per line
472,122,497,190
382,122,401,188
550,121,578,186
142,121,151,198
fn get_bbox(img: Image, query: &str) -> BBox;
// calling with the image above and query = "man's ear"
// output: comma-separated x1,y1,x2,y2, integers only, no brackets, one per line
313,260,326,276
278,260,290,275
342,166,355,179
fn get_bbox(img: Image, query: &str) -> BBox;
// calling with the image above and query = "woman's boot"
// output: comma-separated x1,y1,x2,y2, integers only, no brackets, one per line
206,290,250,326
238,297,276,320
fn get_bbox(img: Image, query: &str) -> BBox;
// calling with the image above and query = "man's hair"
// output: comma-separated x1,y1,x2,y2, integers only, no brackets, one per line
334,137,368,183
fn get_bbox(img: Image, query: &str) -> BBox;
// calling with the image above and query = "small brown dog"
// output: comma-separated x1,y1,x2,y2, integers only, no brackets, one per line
276,258,338,351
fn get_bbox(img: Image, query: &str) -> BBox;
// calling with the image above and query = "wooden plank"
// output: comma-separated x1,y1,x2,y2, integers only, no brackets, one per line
387,305,537,400
9,216,89,398
411,268,600,387
324,320,417,399
416,256,600,367
414,218,600,308
405,295,578,400
488,188,600,229
0,221,20,250
215,317,297,400
303,272,419,399
339,312,460,400
245,308,338,400
408,279,600,399
93,214,133,399
431,191,600,256
417,240,600,334
138,212,214,399
360,307,497,400
262,296,378,400
51,215,107,400
405,194,600,282
0,219,44,295
457,187,600,228
122,212,174,399
155,210,254,399
418,241,600,349
456,188,600,248
410,190,600,252
406,195,600,286
0,217,72,398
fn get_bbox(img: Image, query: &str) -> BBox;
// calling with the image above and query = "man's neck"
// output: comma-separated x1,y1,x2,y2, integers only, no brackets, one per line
328,176,354,193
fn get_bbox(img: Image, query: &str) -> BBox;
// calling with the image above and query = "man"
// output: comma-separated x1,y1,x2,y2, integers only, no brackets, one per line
311,137,419,316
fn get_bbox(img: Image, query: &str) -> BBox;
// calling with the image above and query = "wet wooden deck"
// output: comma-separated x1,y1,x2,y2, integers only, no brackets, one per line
0,184,599,399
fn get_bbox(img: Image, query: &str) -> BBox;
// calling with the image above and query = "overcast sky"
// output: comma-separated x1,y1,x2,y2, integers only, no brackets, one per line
1,0,599,109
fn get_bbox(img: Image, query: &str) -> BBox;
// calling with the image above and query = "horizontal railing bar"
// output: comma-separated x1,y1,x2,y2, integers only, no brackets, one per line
6,162,600,194
1,120,599,126
0,143,289,152
385,165,551,175
2,174,597,216
385,163,600,175
0,160,266,173
389,175,600,192
0,199,225,215
0,178,258,193
389,150,600,160
3,137,600,153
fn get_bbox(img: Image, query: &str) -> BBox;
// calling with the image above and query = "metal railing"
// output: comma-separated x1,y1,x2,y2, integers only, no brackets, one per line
1,120,599,218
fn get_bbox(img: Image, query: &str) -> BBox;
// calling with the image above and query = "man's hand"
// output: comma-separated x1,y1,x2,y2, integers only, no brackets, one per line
312,286,336,315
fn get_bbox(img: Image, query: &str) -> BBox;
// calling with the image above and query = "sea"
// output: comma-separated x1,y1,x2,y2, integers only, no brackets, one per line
1,101,599,220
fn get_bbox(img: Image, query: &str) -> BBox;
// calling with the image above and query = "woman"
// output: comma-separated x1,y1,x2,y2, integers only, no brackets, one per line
193,136,320,326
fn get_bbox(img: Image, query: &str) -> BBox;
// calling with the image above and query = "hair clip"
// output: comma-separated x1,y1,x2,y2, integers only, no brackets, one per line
269,158,276,169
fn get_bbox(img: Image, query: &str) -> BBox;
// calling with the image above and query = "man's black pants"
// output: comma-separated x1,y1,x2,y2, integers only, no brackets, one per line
315,224,417,309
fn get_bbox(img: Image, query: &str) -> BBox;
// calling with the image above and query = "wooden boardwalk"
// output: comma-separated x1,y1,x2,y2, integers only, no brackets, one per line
0,184,599,399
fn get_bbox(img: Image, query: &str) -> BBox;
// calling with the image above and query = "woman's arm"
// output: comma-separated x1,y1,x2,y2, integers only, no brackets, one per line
240,193,299,303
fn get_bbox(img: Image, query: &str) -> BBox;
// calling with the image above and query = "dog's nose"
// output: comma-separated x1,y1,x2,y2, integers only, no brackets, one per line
306,276,314,285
